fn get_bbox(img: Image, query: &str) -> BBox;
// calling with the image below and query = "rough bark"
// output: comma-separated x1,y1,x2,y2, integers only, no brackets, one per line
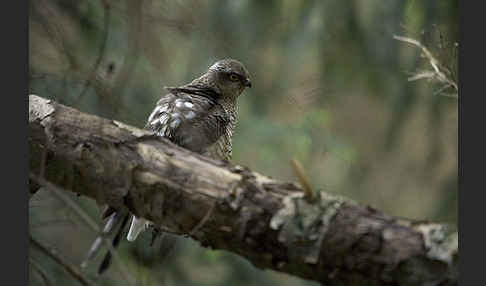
28,94,458,286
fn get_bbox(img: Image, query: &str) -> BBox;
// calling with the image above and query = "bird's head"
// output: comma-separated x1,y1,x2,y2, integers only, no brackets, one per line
205,58,251,99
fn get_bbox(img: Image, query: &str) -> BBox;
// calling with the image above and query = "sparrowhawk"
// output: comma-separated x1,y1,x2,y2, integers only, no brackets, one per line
84,58,251,273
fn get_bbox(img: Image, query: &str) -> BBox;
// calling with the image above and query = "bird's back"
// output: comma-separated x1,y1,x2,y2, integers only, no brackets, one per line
145,87,235,160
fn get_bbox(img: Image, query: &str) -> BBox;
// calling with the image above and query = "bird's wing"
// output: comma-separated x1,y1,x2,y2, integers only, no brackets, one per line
145,91,229,153
126,91,228,242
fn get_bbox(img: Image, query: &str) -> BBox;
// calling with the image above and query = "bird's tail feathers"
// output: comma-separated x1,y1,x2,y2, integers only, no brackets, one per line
81,211,124,268
127,216,149,242
97,213,130,274
81,208,130,274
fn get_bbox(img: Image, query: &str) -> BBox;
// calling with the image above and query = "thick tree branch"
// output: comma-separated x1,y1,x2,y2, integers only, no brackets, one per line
29,94,458,286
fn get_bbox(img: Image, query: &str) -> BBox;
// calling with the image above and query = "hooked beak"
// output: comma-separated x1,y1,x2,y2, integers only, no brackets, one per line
244,78,252,88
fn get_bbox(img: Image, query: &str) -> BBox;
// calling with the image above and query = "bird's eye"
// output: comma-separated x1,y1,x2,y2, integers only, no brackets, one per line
229,74,239,81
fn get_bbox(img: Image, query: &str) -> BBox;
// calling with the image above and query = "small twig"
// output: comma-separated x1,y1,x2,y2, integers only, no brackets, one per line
34,0,76,69
30,235,94,286
29,173,136,286
433,83,455,97
393,35,458,97
290,158,315,202
407,71,436,82
393,36,443,73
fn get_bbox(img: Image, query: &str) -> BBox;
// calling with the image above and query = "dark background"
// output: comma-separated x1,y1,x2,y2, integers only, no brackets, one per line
28,1,458,285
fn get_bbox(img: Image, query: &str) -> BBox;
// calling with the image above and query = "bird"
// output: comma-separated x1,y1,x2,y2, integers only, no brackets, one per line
83,58,251,274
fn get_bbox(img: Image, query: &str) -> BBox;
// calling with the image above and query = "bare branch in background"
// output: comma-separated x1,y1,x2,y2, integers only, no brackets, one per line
29,257,53,286
394,35,458,98
29,174,136,286
30,235,95,286
31,0,77,70
73,0,113,105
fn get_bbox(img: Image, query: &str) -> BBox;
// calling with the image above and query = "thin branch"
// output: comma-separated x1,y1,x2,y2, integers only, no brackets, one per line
290,158,315,201
394,35,458,98
29,174,136,286
29,257,53,286
30,235,95,286
30,174,100,231
73,0,112,105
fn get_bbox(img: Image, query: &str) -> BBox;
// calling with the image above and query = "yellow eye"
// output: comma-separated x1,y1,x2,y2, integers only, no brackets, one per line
229,74,239,81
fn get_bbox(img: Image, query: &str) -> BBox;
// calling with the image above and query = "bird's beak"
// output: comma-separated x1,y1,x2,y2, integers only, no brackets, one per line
244,78,252,88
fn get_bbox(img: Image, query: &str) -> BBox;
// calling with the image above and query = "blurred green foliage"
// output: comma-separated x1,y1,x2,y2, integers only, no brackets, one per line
29,1,457,285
